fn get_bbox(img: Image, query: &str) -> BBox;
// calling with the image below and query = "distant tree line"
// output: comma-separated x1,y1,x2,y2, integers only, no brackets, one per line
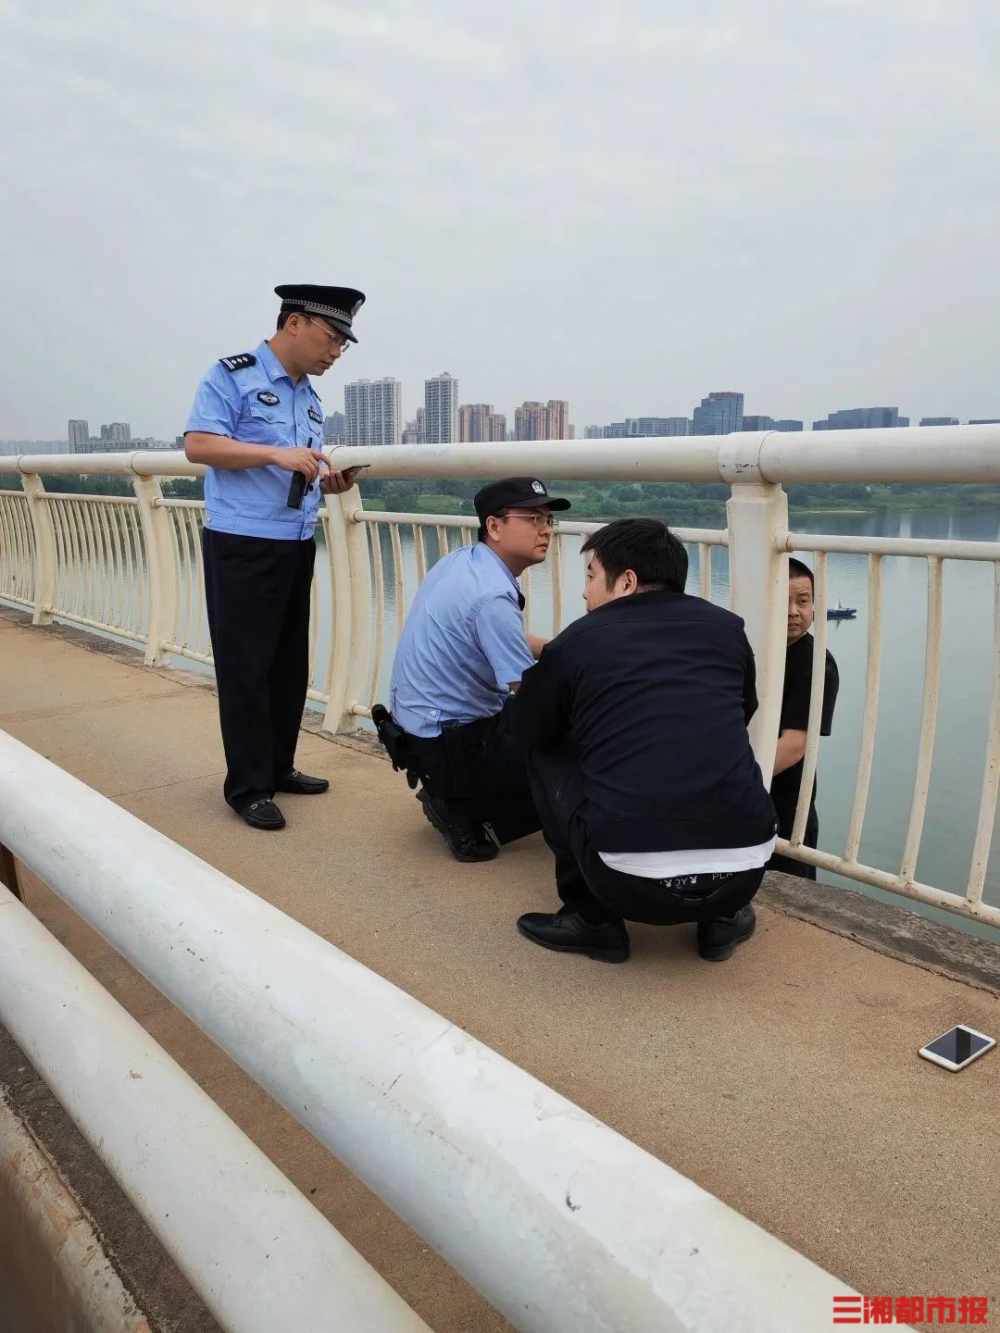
0,472,994,518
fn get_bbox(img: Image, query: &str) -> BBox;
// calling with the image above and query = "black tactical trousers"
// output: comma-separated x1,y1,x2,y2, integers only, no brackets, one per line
413,705,540,845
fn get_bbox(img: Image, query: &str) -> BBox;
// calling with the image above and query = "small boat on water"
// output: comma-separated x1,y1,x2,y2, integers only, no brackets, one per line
827,599,858,620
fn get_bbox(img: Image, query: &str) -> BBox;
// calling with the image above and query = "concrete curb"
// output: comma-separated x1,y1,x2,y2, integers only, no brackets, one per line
0,1095,150,1333
760,870,1000,996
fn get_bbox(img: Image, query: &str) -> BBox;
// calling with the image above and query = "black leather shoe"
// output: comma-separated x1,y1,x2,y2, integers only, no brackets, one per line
417,789,497,862
237,799,286,831
517,910,630,963
697,904,756,961
275,770,330,796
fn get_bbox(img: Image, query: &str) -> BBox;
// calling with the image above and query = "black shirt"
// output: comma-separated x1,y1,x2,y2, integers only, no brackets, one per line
770,633,839,836
512,590,777,853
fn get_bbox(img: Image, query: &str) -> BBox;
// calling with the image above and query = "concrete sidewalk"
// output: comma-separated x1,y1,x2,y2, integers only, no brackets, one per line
2,605,999,1332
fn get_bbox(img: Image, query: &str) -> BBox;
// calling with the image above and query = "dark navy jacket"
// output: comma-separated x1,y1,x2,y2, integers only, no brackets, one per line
513,590,777,852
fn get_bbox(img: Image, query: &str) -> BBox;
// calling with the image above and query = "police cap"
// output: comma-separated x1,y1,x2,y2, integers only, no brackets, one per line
274,284,366,343
474,477,571,524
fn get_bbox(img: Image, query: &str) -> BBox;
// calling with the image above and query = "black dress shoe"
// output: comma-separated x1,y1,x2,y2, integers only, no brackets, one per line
275,769,330,795
517,909,630,963
697,904,756,961
237,799,286,831
416,789,497,862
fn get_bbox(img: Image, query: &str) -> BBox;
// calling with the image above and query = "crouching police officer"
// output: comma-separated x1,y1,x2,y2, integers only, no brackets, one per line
184,283,365,830
373,478,569,861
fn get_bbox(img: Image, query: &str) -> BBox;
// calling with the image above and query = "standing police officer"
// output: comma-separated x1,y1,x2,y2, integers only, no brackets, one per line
184,284,365,830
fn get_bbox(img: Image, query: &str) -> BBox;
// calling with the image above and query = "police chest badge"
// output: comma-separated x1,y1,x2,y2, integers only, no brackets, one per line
308,407,323,423
257,391,280,406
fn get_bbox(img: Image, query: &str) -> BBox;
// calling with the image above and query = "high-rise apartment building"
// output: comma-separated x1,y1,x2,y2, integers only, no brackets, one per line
98,422,131,444
813,407,907,430
424,373,459,444
488,412,507,442
584,425,604,440
625,417,690,437
459,403,495,443
514,402,549,440
512,400,571,440
546,400,570,440
344,379,402,448
68,420,89,452
919,417,960,427
740,415,775,431
691,392,744,436
323,410,347,442
776,420,804,432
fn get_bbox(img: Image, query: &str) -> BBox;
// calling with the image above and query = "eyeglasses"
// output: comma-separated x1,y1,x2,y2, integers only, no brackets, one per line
499,510,559,531
304,316,349,351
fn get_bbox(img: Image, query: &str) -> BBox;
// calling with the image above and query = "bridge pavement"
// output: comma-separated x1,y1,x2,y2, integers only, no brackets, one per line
2,604,999,1332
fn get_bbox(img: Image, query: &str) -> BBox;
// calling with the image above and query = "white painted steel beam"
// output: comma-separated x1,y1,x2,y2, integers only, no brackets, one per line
0,728,858,1332
0,885,430,1333
3,422,997,485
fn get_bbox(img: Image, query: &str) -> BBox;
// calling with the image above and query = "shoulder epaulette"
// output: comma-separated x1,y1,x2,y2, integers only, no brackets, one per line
219,353,257,372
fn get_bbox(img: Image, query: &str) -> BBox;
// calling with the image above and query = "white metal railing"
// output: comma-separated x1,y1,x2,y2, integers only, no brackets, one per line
0,882,431,1333
0,727,859,1331
2,427,1000,928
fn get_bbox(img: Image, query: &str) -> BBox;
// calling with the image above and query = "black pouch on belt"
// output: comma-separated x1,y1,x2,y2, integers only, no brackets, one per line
371,705,419,789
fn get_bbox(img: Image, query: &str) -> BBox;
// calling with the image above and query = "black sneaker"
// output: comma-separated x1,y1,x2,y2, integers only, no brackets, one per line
416,789,497,862
517,909,630,963
237,799,286,831
697,904,756,961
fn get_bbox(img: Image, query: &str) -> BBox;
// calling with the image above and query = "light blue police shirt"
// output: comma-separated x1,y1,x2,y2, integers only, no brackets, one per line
389,543,535,738
184,340,325,540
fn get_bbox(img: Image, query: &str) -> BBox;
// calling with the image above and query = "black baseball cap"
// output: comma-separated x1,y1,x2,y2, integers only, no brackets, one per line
274,284,366,343
474,477,571,525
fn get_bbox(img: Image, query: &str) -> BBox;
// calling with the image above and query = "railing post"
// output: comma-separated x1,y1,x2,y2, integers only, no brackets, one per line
721,435,788,786
132,471,179,667
323,484,372,733
18,468,56,626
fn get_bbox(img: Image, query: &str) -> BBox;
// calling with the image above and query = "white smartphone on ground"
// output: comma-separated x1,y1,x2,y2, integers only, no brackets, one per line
918,1025,995,1072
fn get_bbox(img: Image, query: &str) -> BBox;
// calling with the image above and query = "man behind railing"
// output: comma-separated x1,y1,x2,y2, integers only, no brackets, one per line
512,518,777,964
767,557,840,879
373,477,568,861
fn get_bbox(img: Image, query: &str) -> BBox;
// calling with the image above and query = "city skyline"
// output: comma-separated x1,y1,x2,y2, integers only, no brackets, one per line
33,383,999,456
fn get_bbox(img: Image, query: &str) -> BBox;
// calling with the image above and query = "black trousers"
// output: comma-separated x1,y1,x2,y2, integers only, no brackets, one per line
203,529,315,811
529,743,765,927
768,801,819,880
413,705,541,845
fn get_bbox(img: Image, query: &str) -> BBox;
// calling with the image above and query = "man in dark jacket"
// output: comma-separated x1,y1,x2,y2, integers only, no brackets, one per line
512,518,777,964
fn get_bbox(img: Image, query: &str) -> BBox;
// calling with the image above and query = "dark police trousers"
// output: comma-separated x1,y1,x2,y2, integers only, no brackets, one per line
413,704,540,845
203,528,315,811
529,743,765,927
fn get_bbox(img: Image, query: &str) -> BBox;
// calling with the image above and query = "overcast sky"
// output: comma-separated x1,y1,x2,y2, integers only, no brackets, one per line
2,0,999,440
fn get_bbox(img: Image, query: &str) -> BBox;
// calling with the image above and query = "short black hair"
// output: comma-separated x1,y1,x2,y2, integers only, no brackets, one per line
581,518,688,593
788,557,814,588
276,308,311,331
